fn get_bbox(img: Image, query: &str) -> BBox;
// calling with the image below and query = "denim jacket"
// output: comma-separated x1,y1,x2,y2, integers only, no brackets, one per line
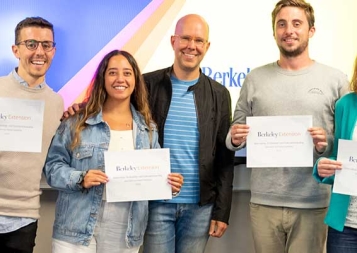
43,104,160,246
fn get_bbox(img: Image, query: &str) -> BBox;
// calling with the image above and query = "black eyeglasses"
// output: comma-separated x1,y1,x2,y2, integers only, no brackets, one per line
16,40,56,52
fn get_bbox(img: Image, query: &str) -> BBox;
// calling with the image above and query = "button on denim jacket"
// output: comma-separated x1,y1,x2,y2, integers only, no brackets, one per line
43,104,160,247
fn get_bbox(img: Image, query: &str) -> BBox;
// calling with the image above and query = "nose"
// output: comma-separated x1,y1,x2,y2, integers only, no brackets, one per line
285,24,294,34
35,43,45,54
187,38,196,49
115,74,125,82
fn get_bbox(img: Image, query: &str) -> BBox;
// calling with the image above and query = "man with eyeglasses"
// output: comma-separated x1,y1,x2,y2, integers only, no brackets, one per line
0,17,63,252
142,14,235,253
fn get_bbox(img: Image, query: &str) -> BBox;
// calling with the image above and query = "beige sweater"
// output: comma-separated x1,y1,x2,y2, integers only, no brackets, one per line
0,74,63,219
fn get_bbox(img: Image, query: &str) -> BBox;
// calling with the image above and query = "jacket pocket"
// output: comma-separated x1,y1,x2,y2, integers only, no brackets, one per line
73,146,94,160
71,145,95,170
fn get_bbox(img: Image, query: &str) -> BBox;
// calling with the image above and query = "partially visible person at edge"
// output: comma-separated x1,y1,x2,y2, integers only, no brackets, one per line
142,14,235,253
225,0,349,252
313,56,357,253
43,49,183,253
0,17,63,253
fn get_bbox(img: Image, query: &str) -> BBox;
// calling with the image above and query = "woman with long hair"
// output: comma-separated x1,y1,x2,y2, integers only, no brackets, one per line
44,50,183,253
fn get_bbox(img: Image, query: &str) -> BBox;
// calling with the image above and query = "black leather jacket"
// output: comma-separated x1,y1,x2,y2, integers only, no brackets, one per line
143,66,235,223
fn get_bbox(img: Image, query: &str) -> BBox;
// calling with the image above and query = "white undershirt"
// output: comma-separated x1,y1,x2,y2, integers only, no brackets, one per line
103,130,134,200
108,130,134,151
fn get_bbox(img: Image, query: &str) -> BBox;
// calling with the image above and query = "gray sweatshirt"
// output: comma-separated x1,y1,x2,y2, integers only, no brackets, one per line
227,61,349,208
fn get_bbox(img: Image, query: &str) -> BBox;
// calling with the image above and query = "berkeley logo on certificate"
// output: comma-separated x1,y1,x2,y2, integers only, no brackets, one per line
104,148,172,202
0,97,44,152
246,115,313,168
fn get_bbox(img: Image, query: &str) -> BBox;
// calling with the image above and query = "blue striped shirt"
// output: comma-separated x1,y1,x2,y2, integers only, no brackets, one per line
163,76,200,203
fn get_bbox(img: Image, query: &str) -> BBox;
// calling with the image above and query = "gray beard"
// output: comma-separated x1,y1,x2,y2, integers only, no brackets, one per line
278,40,309,58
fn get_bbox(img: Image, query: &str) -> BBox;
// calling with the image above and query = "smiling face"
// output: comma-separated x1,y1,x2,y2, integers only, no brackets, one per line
274,6,315,58
171,14,210,79
12,27,55,87
104,54,135,105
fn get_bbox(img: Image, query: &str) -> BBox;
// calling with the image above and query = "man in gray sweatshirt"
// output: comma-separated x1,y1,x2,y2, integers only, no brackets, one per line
226,1,349,253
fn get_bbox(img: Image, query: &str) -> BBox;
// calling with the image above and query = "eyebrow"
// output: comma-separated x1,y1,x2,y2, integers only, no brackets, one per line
107,67,133,71
276,18,303,23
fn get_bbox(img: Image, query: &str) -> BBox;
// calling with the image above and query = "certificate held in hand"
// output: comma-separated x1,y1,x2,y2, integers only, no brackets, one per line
104,148,172,202
246,115,313,168
333,139,357,196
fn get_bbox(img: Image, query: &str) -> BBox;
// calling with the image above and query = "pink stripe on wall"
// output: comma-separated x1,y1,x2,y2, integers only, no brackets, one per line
58,0,164,108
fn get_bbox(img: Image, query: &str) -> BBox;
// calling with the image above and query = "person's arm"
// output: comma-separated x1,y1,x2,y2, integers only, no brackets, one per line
226,76,252,151
312,96,344,184
43,119,108,192
313,158,341,185
210,88,235,238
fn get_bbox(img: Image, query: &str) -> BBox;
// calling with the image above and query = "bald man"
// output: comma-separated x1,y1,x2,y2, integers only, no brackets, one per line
142,14,235,253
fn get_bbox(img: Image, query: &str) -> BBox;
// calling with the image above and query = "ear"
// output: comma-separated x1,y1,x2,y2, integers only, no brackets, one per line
205,41,211,51
309,26,316,38
12,44,20,59
170,35,176,49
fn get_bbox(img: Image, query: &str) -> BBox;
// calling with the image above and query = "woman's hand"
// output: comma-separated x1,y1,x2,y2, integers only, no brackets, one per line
317,158,342,178
82,169,109,189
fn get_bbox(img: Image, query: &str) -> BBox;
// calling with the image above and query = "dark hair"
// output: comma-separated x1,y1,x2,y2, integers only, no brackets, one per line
272,0,315,32
70,50,154,149
15,16,54,44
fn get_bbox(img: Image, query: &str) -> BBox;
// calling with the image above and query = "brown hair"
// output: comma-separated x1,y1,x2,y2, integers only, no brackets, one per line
15,17,54,44
70,50,154,149
272,0,315,32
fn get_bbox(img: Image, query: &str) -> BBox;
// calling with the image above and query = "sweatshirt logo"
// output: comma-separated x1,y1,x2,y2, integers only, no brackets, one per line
308,88,324,95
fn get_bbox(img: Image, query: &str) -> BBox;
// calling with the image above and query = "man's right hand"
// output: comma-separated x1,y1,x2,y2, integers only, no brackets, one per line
230,124,249,146
62,103,81,119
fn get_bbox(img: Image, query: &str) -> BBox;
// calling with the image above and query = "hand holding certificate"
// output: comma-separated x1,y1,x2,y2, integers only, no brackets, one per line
246,115,313,168
104,148,172,202
333,139,357,196
0,97,44,152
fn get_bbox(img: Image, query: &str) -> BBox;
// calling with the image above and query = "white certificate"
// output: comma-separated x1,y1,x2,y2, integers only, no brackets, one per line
333,139,357,196
104,148,172,202
246,115,313,168
0,97,44,152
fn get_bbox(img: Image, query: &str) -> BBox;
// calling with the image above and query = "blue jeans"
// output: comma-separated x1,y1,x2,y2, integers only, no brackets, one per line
143,202,213,253
327,226,357,253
